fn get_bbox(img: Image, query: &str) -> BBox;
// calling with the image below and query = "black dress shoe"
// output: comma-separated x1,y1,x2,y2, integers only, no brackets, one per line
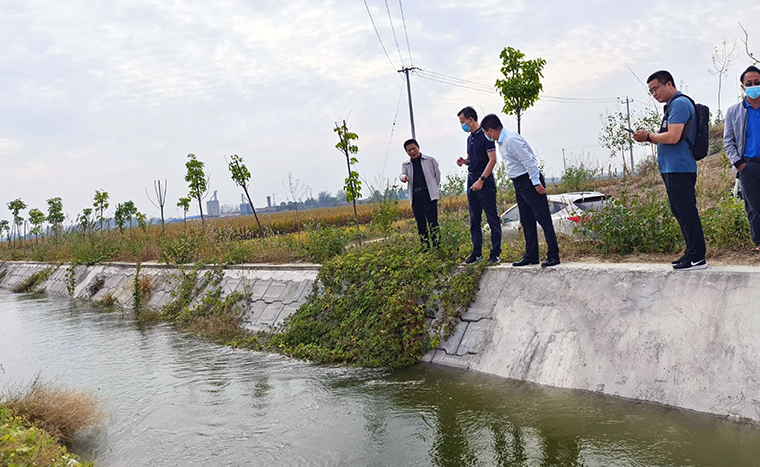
512,258,539,267
541,257,561,268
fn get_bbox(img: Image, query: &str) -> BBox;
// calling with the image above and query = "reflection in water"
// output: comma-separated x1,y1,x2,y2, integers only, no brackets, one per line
2,290,760,466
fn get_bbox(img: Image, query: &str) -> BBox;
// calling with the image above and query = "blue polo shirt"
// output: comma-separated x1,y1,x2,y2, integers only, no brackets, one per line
657,92,698,174
745,100,760,158
467,128,496,173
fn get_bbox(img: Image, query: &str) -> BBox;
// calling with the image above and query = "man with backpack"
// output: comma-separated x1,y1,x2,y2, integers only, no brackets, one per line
724,65,760,252
633,70,707,270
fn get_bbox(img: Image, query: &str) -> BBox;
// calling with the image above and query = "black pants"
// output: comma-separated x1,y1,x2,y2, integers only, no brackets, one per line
513,173,559,262
467,172,501,257
739,159,760,246
412,189,439,248
662,172,706,260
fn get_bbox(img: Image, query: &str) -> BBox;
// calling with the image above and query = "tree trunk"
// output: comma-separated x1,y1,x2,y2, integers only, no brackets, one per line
242,187,265,237
197,196,205,228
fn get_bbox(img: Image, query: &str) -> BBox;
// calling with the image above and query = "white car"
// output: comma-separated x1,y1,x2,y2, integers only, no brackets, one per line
500,191,607,237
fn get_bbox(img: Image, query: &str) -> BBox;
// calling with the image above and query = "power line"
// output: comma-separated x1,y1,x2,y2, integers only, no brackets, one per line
384,0,405,68
363,0,398,73
398,0,413,66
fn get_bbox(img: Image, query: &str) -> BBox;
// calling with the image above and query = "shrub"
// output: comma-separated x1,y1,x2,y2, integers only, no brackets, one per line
370,199,399,235
702,196,753,250
300,225,350,263
2,375,106,443
580,191,682,254
159,230,204,265
561,163,597,192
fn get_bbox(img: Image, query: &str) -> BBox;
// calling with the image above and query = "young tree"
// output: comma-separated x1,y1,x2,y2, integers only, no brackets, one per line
46,197,65,238
7,199,27,246
709,38,737,122
227,154,265,237
78,208,93,235
282,173,309,232
739,22,759,65
494,47,547,134
93,190,110,231
145,180,168,233
135,211,148,233
114,203,127,234
28,208,46,243
599,110,633,175
177,197,191,228
0,220,9,248
185,154,209,228
334,119,361,225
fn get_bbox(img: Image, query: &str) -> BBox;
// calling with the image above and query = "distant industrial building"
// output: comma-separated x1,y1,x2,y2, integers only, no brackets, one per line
206,191,220,217
240,194,253,215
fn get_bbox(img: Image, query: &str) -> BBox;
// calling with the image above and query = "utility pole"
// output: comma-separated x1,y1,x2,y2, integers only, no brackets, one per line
623,96,634,172
399,66,418,139
562,148,567,172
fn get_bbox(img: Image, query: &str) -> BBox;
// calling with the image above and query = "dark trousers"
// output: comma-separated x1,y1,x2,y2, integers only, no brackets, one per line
412,189,439,248
467,172,501,257
739,159,760,246
513,173,559,262
662,172,707,260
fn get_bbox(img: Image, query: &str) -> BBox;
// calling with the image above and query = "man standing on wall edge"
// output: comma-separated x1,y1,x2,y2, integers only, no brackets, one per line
633,70,707,270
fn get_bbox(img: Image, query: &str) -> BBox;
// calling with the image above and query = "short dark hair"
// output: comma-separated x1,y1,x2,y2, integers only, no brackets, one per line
741,65,760,83
457,106,478,121
403,138,419,149
647,70,675,86
480,114,503,132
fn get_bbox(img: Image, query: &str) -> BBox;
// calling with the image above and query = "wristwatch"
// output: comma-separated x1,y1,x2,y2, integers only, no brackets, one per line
646,132,652,142
479,176,486,182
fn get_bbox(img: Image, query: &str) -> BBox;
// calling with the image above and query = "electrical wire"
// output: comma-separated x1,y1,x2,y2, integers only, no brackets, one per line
398,0,413,66
363,0,398,73
382,80,406,178
384,0,405,68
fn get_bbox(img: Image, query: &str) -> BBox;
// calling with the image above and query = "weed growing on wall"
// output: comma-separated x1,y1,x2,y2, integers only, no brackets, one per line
11,268,54,293
269,238,486,368
65,263,77,297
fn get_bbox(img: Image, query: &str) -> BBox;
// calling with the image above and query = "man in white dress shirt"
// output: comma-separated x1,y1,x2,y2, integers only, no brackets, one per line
480,114,560,268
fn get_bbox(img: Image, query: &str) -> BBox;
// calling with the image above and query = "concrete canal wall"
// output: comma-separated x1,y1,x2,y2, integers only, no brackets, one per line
425,263,760,423
3,260,760,423
0,261,317,333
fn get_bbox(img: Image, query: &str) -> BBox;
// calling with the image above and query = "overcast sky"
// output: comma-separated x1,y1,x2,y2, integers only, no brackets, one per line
2,0,759,222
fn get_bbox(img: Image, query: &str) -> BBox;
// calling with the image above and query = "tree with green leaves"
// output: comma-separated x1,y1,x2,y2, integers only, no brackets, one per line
93,190,110,231
135,211,148,233
185,154,209,228
46,197,65,238
177,197,191,228
227,154,264,237
334,119,361,225
0,220,10,248
78,208,93,235
28,208,46,243
114,201,137,235
494,47,547,134
7,199,27,246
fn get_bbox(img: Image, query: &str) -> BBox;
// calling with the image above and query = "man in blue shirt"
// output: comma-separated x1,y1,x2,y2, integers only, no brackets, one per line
633,70,707,270
481,114,560,268
724,65,760,251
456,106,502,264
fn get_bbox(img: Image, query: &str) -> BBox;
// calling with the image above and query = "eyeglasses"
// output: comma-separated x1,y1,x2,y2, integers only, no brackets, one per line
649,84,663,95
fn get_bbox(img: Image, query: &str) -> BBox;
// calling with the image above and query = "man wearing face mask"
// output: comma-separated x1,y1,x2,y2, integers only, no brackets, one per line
725,65,760,251
456,106,501,264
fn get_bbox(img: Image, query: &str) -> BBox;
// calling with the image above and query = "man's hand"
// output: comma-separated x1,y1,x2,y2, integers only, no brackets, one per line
457,157,468,167
633,130,650,143
738,162,747,172
534,183,547,195
470,179,484,191
400,175,409,182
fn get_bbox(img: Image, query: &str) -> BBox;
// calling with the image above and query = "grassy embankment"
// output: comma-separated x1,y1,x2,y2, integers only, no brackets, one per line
0,376,105,467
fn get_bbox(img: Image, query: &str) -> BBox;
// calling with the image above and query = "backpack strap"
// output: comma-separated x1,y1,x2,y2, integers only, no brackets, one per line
670,94,696,150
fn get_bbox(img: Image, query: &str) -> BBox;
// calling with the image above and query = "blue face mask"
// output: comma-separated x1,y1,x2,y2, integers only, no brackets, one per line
461,123,470,132
484,132,494,142
746,86,760,99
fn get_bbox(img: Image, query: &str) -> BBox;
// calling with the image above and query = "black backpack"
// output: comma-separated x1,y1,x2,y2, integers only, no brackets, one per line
666,94,710,161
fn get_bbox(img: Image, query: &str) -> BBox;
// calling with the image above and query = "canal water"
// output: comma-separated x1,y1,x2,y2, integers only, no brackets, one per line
2,290,759,467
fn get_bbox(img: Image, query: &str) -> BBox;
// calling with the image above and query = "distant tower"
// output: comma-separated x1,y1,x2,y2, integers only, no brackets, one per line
266,196,271,208
240,193,253,215
206,190,220,217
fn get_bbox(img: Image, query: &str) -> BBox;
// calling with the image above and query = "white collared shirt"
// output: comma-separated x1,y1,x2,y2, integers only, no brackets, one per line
495,128,541,185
